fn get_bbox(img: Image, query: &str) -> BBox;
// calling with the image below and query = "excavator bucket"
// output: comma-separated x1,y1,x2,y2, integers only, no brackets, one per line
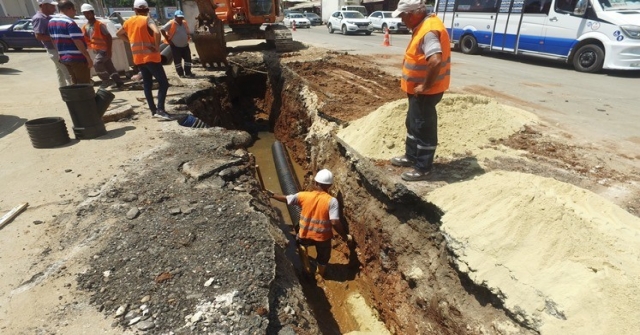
193,0,228,68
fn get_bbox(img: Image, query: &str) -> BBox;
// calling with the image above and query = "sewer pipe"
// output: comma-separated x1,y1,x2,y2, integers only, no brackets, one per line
271,141,302,232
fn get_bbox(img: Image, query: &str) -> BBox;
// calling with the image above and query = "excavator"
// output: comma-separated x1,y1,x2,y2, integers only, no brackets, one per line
192,0,293,68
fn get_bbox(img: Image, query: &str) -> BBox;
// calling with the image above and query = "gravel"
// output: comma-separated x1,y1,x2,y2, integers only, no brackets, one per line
75,128,318,334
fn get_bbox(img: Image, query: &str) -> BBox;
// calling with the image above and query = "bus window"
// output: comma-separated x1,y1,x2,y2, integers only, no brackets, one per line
556,0,578,12
524,0,541,12
456,0,497,12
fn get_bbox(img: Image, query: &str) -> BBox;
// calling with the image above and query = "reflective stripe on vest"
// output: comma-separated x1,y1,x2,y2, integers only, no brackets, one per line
400,17,451,95
82,20,108,52
297,191,334,242
163,20,190,44
123,16,161,65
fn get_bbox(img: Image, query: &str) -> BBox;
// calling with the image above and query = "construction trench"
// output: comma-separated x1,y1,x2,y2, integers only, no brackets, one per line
179,52,526,334
68,48,640,335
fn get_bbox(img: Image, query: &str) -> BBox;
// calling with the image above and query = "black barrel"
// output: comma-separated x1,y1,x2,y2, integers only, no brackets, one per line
272,141,302,231
24,117,70,149
95,88,115,117
59,85,106,139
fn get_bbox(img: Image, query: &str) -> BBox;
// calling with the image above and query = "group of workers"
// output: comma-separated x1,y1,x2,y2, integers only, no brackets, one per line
32,0,194,121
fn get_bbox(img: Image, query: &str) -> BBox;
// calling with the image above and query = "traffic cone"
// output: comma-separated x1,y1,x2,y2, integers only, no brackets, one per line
382,27,391,46
292,21,296,31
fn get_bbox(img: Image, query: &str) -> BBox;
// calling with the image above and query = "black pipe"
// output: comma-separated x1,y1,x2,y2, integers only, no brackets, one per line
271,140,302,232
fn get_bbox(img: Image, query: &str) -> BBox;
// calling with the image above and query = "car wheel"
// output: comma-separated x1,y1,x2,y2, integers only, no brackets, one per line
365,31,372,36
342,25,347,35
460,34,480,55
0,40,8,51
382,23,388,33
328,23,333,34
572,44,605,73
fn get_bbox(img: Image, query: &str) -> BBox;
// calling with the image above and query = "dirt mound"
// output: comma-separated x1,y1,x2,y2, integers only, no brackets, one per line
429,170,640,334
336,94,538,161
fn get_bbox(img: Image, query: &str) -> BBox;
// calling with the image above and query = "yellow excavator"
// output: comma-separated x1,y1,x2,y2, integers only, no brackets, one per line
192,0,293,67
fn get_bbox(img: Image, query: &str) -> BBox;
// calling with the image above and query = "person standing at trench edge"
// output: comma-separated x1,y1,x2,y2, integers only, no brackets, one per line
268,169,351,279
390,0,451,181
116,0,172,120
160,10,195,78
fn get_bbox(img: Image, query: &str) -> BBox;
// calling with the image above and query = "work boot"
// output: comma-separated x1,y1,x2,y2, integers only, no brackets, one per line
391,155,415,167
401,168,434,182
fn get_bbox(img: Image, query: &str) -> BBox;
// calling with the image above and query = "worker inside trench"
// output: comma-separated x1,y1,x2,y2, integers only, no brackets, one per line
178,65,394,334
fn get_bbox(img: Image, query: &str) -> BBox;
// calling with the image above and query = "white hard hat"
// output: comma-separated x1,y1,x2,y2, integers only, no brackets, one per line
314,169,334,185
80,3,95,12
133,0,149,9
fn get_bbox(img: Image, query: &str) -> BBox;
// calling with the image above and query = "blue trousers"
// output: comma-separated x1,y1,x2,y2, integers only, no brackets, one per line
405,93,444,171
139,62,169,114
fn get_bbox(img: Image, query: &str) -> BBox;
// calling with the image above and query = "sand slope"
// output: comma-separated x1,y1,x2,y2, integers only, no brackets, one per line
429,171,640,334
336,95,537,160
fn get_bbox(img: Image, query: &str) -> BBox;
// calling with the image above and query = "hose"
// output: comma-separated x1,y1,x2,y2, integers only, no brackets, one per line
271,141,302,231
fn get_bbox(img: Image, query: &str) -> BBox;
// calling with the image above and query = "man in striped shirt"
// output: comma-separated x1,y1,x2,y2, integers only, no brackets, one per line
48,0,93,84
32,0,71,87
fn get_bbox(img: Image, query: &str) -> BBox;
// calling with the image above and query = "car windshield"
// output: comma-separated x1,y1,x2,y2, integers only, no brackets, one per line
343,12,365,18
290,14,304,18
306,13,320,18
13,20,31,30
598,0,640,10
382,12,393,18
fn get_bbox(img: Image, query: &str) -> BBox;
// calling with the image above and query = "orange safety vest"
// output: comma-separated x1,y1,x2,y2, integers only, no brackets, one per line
296,191,334,242
123,15,161,65
82,20,108,52
163,20,191,44
401,16,451,95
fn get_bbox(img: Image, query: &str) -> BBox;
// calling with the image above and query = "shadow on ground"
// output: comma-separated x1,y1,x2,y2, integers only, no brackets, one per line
0,114,28,139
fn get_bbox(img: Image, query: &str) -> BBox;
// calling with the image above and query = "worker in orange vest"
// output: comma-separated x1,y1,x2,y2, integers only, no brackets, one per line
390,0,451,181
116,0,172,120
80,4,125,90
160,10,194,78
268,169,351,279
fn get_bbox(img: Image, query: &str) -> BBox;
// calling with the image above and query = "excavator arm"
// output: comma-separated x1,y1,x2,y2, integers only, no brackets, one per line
192,0,293,62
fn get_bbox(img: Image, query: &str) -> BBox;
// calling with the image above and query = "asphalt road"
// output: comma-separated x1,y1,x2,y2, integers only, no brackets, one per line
290,25,640,158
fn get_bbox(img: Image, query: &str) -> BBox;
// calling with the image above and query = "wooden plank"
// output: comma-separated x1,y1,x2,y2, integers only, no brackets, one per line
0,203,28,230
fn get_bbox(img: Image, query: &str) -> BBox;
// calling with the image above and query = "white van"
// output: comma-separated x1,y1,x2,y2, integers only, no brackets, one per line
435,0,640,72
340,5,368,16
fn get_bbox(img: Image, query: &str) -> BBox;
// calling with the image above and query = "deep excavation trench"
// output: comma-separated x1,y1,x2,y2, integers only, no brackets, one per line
182,52,530,334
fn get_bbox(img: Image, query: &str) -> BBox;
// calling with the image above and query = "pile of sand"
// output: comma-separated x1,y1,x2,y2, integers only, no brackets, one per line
336,94,537,161
429,170,640,334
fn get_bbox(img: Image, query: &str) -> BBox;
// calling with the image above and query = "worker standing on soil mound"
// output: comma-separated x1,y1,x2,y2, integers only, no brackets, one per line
268,169,351,279
390,0,451,181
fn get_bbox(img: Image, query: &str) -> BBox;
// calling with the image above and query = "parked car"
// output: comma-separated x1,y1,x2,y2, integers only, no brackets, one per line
283,13,311,28
326,11,373,35
0,19,43,51
368,11,409,34
0,44,9,64
303,12,323,26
